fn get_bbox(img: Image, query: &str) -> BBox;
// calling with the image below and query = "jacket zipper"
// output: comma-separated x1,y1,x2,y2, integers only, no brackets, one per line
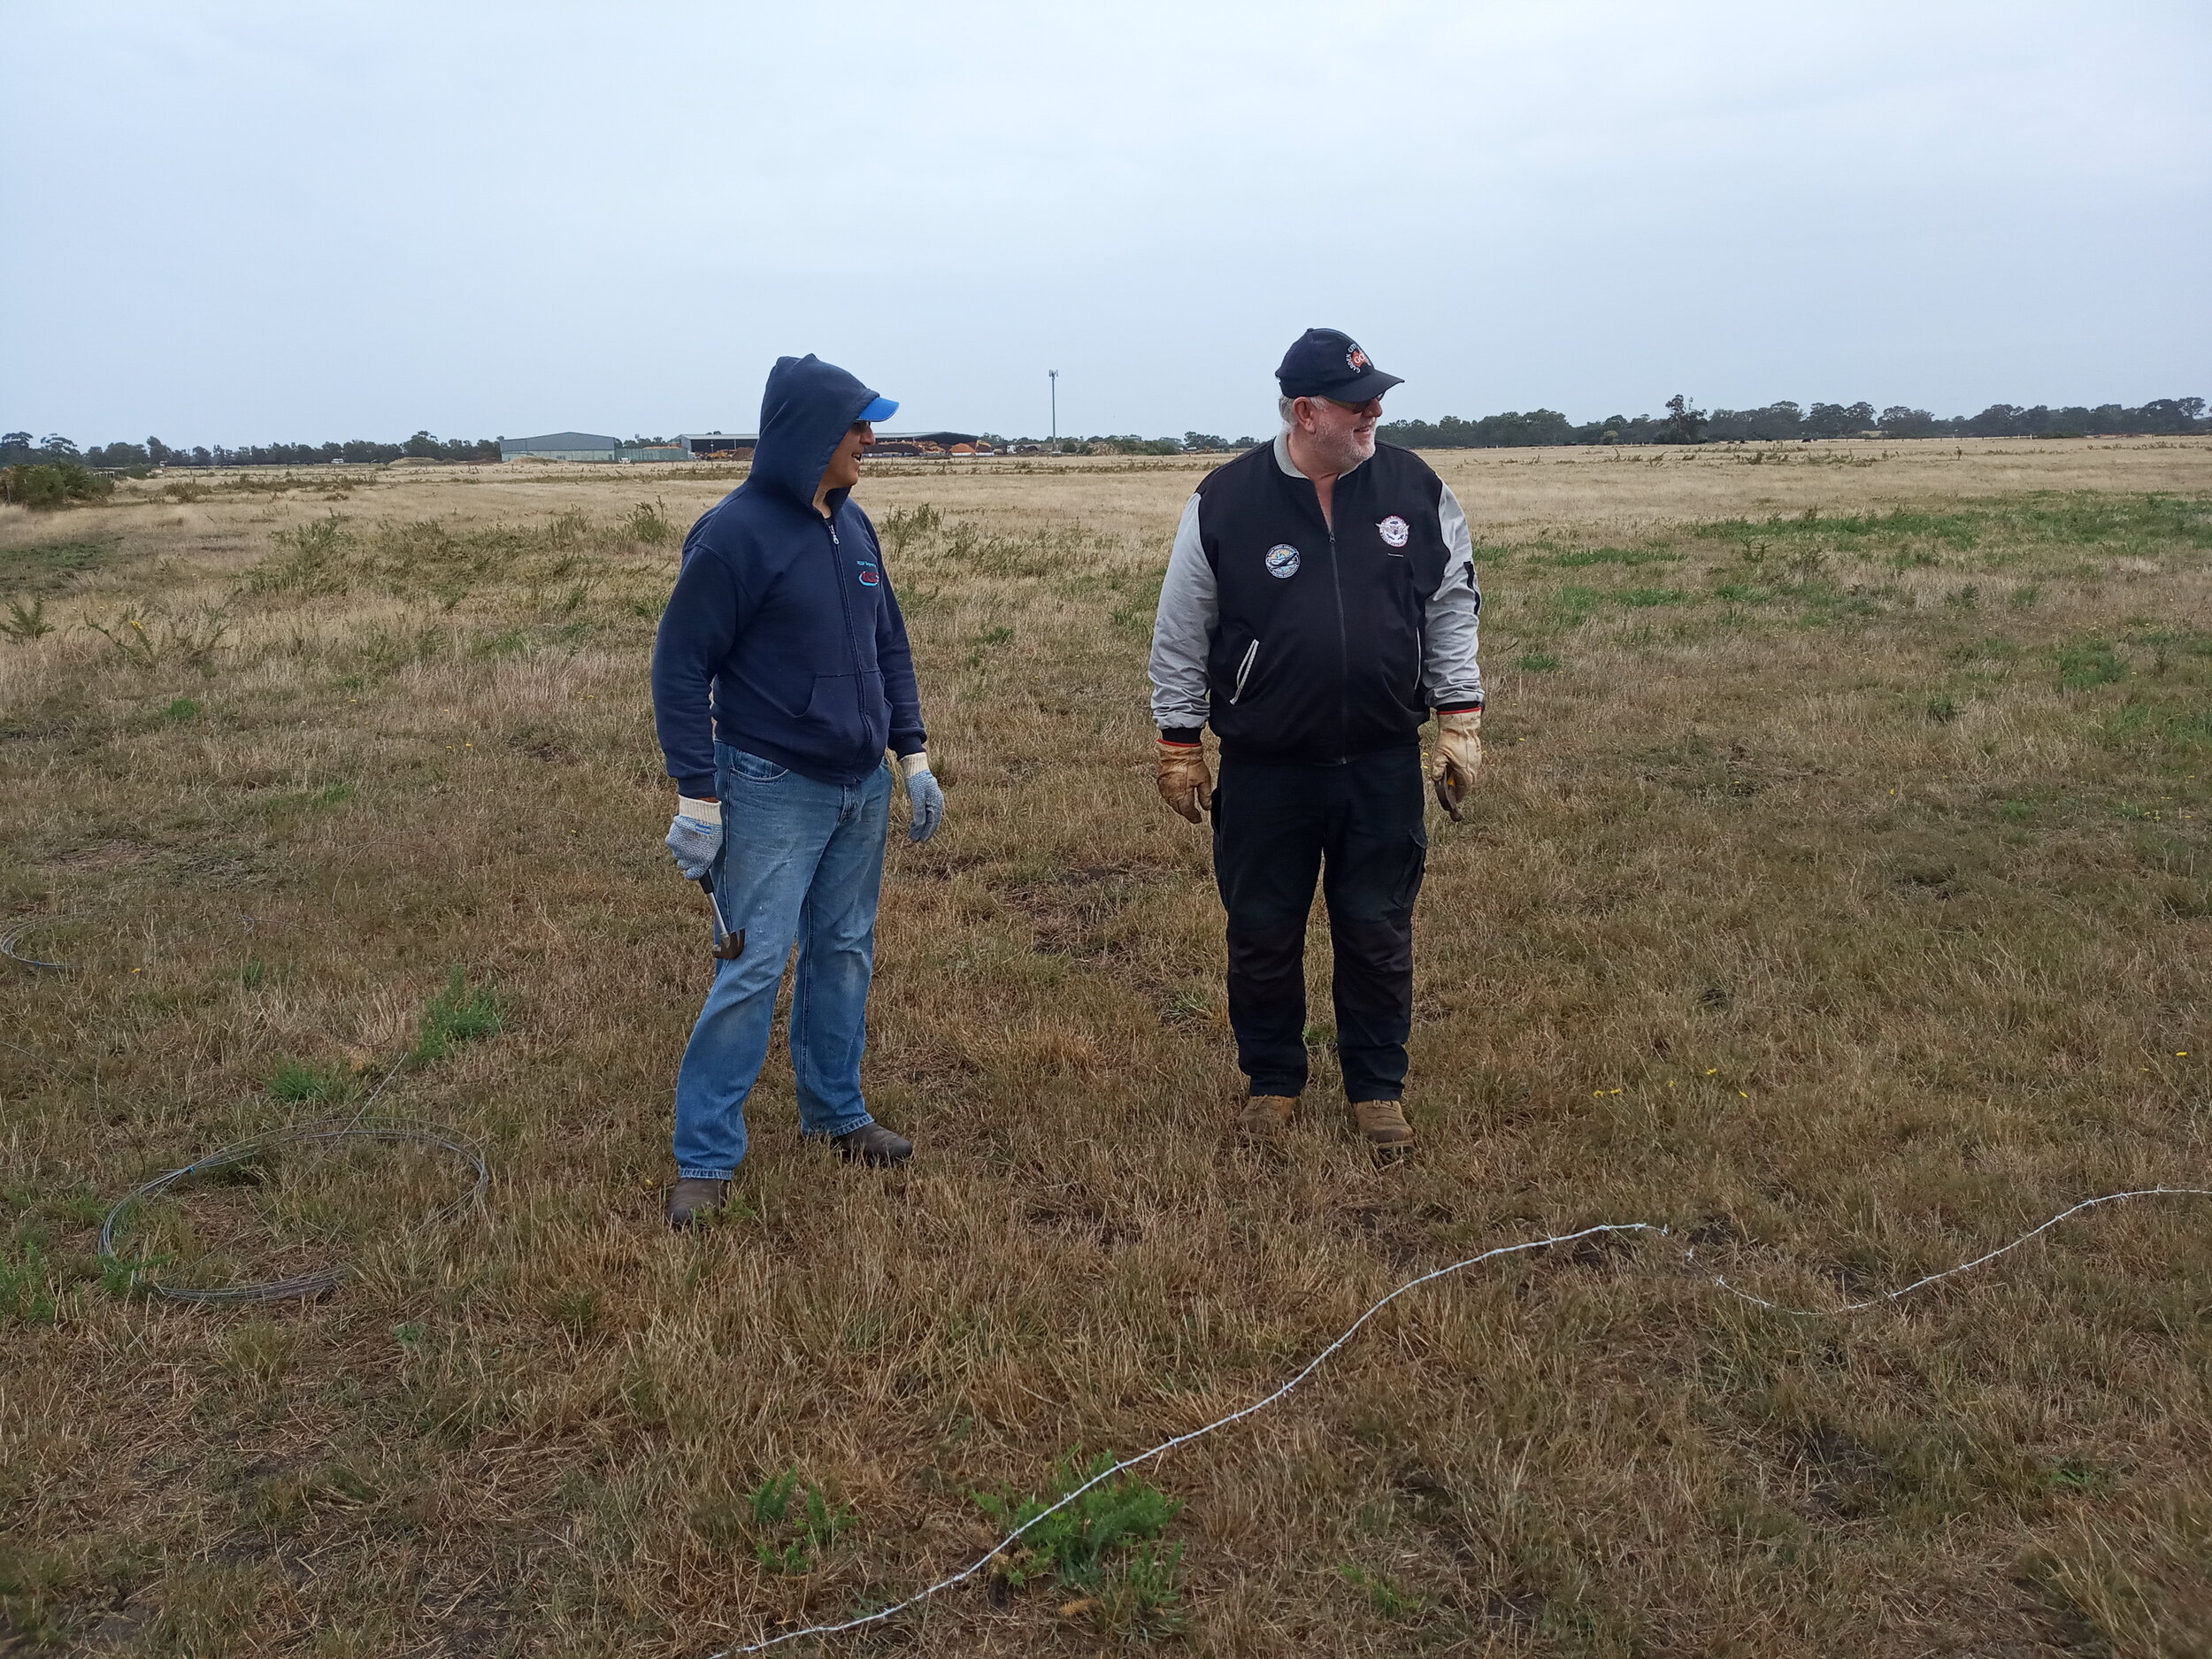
1230,639,1258,703
1325,521,1348,759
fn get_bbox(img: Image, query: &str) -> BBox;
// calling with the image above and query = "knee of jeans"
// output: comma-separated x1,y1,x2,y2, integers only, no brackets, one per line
804,898,879,949
705,951,786,1002
803,933,875,971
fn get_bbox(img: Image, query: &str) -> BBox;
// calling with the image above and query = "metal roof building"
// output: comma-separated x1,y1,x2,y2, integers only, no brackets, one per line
676,433,752,458
501,432,620,462
500,433,687,464
501,430,992,464
674,430,985,458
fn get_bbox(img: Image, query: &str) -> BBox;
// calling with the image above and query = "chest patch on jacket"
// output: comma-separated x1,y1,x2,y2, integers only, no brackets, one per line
1378,515,1409,548
856,561,880,587
1264,543,1302,579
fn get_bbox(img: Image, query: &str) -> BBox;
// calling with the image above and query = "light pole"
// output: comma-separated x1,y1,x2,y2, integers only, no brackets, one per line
1048,369,1058,448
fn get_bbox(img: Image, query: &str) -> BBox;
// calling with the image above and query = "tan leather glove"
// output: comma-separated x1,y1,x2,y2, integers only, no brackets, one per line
1430,708,1482,820
1156,738,1213,824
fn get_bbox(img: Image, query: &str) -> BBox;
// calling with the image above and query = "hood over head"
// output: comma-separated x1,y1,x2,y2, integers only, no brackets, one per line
747,354,886,508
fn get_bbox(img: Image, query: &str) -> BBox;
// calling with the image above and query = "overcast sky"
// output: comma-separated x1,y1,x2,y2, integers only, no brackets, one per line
6,2,2207,446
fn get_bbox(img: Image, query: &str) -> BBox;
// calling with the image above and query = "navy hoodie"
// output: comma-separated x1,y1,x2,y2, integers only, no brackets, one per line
651,355,926,794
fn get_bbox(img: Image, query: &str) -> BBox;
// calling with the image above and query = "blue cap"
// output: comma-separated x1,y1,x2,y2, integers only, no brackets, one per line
1276,328,1402,403
859,396,899,423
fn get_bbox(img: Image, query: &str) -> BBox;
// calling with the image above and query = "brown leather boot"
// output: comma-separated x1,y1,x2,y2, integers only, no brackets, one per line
1351,1099,1416,1160
1237,1094,1297,1136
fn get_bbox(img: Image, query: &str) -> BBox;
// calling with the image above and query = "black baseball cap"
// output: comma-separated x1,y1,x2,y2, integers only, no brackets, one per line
1276,327,1403,403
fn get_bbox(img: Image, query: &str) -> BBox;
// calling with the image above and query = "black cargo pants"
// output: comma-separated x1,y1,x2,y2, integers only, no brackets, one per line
1211,746,1427,1102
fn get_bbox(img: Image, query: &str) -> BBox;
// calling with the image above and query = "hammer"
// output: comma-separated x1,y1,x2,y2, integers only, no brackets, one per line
696,874,745,961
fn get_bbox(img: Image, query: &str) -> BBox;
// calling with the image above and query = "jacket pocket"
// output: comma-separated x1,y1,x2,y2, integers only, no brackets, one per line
1212,622,1333,750
1229,639,1260,704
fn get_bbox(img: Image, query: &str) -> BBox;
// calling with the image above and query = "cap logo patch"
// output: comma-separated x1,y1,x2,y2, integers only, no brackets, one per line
1346,344,1371,372
1264,543,1302,580
856,561,879,587
1378,515,1409,548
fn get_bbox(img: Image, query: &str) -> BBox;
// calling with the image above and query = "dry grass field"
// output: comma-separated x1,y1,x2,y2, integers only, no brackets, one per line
3,437,2209,1658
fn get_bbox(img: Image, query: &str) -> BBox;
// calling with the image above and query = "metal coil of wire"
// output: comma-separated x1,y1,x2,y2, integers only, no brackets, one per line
1,914,88,972
97,1117,489,1305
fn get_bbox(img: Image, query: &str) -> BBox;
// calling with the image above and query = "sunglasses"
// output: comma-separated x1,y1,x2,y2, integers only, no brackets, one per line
1298,396,1381,418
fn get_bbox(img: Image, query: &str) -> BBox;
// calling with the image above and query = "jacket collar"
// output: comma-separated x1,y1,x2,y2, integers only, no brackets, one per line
1272,430,1370,483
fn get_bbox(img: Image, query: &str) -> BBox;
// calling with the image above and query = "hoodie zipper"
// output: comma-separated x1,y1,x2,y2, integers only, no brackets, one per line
825,514,867,725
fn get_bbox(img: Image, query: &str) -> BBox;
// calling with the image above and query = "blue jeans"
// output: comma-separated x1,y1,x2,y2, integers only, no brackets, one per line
672,743,891,1179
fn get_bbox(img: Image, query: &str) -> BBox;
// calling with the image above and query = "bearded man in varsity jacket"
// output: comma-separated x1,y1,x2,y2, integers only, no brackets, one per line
1147,328,1484,1159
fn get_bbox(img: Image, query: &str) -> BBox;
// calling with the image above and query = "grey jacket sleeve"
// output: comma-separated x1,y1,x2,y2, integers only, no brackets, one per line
1422,480,1484,709
1148,493,1215,733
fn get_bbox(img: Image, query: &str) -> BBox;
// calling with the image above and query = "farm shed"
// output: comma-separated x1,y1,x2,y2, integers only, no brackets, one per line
676,433,753,458
879,430,985,454
501,432,620,462
675,430,989,459
500,434,685,464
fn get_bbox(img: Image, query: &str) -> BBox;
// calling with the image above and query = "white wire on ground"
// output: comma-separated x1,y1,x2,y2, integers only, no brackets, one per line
706,1187,2211,1656
1706,1186,2212,1314
708,1222,1654,1656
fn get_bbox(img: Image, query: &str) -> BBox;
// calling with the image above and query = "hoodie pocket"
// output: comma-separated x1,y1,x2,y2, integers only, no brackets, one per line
795,671,885,755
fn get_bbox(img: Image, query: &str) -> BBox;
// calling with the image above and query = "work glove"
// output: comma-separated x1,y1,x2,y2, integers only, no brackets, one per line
1430,708,1483,821
1156,737,1212,824
665,795,722,879
899,752,944,842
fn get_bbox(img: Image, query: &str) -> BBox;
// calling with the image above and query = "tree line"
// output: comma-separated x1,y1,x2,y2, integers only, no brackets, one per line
964,395,2208,456
0,430,501,471
1375,395,2208,449
8,395,2206,477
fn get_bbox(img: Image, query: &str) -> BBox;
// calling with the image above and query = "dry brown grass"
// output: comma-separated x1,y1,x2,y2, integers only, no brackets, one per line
3,438,2209,1657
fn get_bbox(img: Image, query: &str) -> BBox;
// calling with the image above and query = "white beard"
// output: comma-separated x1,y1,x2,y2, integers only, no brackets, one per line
1312,429,1374,474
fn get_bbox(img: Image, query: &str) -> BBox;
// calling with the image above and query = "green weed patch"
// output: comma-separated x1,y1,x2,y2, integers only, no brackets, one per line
743,1471,856,1574
265,1060,353,1106
2055,639,2126,691
413,965,503,1063
0,538,123,595
973,1451,1183,1589
1546,545,1679,568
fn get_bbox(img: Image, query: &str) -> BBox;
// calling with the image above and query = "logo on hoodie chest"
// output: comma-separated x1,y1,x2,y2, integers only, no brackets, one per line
855,560,879,588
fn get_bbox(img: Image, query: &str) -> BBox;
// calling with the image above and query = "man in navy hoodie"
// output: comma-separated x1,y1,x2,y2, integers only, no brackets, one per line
651,354,943,1228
